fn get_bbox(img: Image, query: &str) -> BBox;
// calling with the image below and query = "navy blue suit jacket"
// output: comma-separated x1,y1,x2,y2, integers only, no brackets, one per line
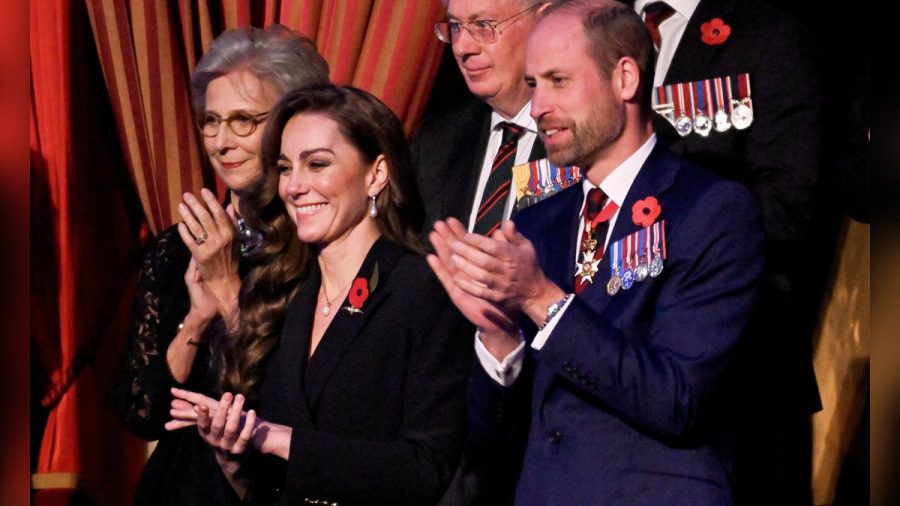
474,144,765,505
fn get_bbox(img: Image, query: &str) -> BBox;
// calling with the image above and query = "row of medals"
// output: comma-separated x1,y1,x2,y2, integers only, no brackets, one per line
578,223,665,296
517,171,580,211
660,97,754,138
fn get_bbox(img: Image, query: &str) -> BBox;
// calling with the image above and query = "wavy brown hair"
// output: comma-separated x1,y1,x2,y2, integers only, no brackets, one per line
221,85,425,396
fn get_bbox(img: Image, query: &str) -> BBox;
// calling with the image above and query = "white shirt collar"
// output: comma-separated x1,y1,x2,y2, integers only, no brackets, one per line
634,0,699,22
582,134,657,207
490,101,537,134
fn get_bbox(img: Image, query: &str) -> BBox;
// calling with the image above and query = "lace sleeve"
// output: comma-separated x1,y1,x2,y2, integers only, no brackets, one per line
115,226,208,440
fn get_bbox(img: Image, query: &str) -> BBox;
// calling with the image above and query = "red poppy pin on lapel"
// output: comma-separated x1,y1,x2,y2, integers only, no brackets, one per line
632,197,661,227
700,18,731,45
344,263,379,314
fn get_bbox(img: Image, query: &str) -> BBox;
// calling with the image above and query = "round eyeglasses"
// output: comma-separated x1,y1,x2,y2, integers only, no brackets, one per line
196,111,270,138
434,4,542,44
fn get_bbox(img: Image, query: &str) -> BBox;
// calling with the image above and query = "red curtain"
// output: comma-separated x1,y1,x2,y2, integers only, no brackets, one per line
30,1,146,504
31,0,446,504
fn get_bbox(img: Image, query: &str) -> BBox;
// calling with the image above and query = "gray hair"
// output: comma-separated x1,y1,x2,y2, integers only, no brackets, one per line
190,25,329,113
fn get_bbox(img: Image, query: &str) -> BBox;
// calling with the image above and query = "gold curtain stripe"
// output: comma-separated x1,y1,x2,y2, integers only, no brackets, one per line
155,2,187,223
90,0,158,232
224,0,238,29
32,472,79,489
358,0,409,94
199,0,213,54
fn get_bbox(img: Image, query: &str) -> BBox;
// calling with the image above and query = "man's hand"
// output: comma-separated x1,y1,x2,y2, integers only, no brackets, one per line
427,218,518,336
444,219,565,325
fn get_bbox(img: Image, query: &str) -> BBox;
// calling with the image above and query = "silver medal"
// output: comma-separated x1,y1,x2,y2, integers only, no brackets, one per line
675,115,693,137
714,109,731,132
731,100,753,130
635,262,650,282
693,112,712,137
649,256,664,278
622,269,635,290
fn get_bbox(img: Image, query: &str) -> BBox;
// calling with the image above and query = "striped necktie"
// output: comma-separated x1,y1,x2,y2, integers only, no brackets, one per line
474,122,525,236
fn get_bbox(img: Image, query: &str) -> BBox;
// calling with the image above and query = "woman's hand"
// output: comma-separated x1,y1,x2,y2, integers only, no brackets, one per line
167,388,293,461
165,387,220,431
177,189,242,328
184,257,219,325
167,388,256,497
167,260,218,382
196,392,258,457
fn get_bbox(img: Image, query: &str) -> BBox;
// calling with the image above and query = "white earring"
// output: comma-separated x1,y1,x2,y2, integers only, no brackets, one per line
369,194,378,218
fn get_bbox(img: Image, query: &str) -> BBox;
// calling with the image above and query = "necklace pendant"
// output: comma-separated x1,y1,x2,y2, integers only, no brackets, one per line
322,303,331,316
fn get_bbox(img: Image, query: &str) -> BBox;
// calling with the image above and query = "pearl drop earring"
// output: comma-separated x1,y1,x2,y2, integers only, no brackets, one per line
369,194,378,218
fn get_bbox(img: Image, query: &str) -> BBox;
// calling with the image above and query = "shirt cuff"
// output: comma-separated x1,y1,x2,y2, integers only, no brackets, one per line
474,332,526,387
531,294,575,351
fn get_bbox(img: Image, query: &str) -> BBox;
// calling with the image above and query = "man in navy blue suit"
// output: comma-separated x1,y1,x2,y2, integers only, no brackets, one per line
428,1,766,503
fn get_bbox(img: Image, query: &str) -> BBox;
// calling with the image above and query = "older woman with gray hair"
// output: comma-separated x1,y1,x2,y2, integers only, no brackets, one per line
115,25,328,505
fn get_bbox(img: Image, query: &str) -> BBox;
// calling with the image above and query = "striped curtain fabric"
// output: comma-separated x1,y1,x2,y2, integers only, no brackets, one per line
30,2,147,503
85,0,446,234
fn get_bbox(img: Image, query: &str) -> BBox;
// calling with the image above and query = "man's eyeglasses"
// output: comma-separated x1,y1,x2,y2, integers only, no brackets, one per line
196,110,270,137
434,3,542,44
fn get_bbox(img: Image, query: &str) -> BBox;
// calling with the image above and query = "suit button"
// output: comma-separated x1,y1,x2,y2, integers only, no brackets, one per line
547,430,563,444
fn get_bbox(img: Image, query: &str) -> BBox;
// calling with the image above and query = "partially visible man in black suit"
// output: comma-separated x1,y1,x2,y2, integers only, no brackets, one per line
414,0,550,237
629,0,825,503
417,2,551,504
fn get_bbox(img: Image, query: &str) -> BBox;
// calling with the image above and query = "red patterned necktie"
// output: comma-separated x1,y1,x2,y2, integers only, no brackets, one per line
643,2,675,49
574,188,617,294
474,122,525,236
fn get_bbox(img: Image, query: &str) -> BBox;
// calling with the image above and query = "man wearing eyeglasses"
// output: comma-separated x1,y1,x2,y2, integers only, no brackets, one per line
418,5,552,503
414,0,551,240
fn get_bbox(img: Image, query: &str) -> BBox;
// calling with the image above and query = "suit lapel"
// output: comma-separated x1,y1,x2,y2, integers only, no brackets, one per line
452,103,493,222
665,0,738,84
536,186,583,292
271,269,318,427
303,237,404,410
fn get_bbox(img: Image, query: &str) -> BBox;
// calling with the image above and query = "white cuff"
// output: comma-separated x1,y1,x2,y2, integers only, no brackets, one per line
474,332,526,387
531,294,575,351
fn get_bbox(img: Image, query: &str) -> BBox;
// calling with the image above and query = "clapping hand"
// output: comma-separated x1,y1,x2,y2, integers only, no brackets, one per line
166,388,257,457
427,218,518,335
176,189,242,329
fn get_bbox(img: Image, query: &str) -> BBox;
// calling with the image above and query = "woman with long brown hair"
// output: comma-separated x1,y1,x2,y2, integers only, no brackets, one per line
168,85,471,505
116,25,329,505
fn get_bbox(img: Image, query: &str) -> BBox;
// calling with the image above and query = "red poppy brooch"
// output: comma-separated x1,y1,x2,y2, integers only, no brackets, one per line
632,196,662,227
344,264,379,314
700,18,731,45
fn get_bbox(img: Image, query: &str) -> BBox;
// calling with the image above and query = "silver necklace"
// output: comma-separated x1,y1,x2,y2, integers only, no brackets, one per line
319,277,353,316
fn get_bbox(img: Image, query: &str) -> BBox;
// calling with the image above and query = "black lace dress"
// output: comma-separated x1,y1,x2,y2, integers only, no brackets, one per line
116,220,260,505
